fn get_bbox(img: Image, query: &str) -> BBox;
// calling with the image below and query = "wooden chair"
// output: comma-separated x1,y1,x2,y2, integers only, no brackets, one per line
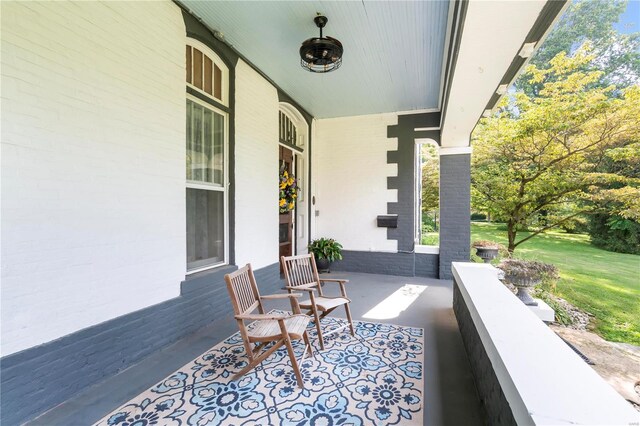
224,264,313,388
280,254,355,350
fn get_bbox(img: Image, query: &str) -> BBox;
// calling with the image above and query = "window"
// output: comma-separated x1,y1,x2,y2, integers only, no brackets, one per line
279,111,300,147
417,141,440,247
186,41,229,273
186,45,227,104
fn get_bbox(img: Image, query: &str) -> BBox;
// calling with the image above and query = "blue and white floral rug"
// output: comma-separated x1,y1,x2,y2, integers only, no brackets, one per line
95,313,423,426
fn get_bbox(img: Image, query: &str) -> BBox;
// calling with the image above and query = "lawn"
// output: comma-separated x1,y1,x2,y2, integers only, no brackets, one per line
471,222,640,346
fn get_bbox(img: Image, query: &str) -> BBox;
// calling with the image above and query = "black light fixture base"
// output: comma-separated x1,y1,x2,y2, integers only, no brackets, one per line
314,15,328,29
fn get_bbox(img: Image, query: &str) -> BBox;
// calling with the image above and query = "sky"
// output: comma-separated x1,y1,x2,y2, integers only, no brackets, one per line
614,0,640,34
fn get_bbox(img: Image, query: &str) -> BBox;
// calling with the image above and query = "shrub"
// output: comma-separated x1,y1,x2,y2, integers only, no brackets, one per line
422,213,438,232
588,214,640,254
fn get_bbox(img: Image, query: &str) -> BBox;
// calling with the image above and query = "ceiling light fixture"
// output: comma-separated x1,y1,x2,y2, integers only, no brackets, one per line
300,15,343,73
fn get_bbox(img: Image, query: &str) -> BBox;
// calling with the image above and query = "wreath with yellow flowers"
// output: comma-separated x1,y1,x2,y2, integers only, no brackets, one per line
279,169,298,213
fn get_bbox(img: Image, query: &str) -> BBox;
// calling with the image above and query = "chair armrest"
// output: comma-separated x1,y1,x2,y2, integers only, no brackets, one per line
320,278,349,284
261,293,302,300
320,279,349,298
235,313,289,321
283,285,316,292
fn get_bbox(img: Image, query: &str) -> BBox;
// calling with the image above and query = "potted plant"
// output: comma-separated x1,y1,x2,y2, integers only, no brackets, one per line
472,240,501,263
497,259,558,306
308,238,343,273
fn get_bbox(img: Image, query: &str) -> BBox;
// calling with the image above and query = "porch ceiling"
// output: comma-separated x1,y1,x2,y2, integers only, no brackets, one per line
179,0,450,119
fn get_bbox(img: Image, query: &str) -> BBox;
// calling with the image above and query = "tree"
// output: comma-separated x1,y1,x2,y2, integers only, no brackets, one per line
421,143,439,214
420,143,440,235
588,140,640,253
516,0,640,96
472,46,640,253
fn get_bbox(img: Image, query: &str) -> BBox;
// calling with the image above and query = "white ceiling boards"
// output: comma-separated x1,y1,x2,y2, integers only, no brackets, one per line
180,1,450,119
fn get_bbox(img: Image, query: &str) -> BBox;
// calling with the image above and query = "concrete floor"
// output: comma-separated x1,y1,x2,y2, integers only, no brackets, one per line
30,272,484,426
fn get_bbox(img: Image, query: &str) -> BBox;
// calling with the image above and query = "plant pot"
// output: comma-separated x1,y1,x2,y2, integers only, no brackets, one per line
506,274,540,306
315,257,331,273
475,247,499,263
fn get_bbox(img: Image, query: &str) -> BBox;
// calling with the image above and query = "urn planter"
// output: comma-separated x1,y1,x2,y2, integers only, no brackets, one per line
497,259,558,308
475,247,500,263
506,274,540,306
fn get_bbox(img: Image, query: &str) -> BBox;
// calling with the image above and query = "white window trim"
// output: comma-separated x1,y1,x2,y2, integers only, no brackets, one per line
415,138,440,249
415,245,440,254
186,38,229,107
186,94,230,275
280,103,307,148
278,103,310,255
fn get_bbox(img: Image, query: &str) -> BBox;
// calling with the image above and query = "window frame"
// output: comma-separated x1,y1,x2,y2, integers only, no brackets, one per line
186,39,229,107
415,139,440,251
185,93,229,274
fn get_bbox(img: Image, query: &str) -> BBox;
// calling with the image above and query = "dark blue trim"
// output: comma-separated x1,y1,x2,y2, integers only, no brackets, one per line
0,263,282,425
331,250,438,278
438,154,471,279
386,112,441,252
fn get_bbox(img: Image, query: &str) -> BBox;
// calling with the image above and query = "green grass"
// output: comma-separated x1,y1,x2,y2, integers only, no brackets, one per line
421,232,439,246
471,222,640,346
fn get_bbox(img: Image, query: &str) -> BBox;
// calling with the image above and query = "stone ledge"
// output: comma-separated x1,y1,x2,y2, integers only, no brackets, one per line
452,262,638,425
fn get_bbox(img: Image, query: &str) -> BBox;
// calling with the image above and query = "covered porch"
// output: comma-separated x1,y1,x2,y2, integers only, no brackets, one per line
28,272,483,425
6,1,636,425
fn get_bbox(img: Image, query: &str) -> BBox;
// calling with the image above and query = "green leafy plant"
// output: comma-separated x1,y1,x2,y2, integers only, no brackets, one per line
308,238,343,262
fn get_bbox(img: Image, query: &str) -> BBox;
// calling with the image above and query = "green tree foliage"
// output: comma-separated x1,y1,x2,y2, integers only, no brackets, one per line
472,46,640,253
588,140,640,253
420,143,440,235
421,143,439,213
517,0,640,95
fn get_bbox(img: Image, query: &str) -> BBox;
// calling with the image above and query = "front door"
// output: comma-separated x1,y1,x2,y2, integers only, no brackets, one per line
279,146,294,269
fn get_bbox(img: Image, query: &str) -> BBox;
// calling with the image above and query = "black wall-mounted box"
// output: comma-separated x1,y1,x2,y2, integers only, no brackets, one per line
377,215,398,228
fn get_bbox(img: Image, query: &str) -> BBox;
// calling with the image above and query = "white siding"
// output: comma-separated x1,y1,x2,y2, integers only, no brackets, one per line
313,114,398,252
233,60,280,269
0,2,186,356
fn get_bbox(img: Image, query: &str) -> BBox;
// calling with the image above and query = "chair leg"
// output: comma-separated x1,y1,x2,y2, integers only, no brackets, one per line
303,330,314,358
238,324,254,362
284,336,304,388
344,303,355,336
312,308,325,350
233,339,284,380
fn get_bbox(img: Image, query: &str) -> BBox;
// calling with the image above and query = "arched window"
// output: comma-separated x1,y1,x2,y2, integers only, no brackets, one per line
185,40,230,273
279,104,306,149
186,41,228,106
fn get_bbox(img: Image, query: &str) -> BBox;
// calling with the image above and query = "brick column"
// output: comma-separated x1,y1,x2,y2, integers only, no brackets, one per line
439,153,471,279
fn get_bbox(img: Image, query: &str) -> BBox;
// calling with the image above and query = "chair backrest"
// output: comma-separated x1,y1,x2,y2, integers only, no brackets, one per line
225,264,262,316
281,254,322,295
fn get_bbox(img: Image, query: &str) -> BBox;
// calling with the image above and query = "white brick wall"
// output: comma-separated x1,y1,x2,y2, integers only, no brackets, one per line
234,60,280,269
313,114,398,252
0,2,186,356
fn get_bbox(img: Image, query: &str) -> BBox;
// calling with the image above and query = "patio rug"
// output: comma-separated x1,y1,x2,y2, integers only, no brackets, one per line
95,312,424,426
